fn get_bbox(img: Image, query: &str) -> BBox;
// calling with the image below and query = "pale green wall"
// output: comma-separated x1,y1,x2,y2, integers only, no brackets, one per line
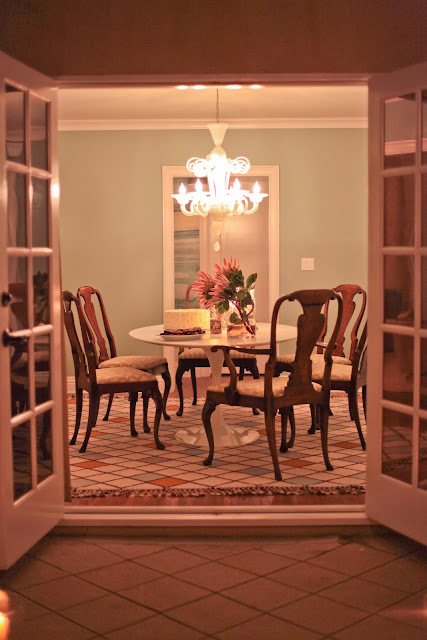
59,128,367,373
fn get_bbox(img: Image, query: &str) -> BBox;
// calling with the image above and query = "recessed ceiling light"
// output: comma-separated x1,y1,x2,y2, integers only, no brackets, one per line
226,84,242,89
250,84,262,89
176,85,189,90
192,85,206,90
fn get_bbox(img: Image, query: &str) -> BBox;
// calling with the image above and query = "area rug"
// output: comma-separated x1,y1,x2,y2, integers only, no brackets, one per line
68,394,367,496
72,484,365,498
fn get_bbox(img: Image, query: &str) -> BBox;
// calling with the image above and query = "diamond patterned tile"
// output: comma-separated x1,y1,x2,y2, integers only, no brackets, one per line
68,396,367,493
272,593,367,635
167,593,259,635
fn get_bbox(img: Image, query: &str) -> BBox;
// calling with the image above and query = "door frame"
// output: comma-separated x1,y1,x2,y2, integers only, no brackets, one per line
56,72,373,528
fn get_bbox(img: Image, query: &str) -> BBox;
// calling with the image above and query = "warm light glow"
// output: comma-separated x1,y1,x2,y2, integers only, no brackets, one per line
192,85,206,90
226,84,242,89
51,182,60,199
250,84,262,89
172,120,268,252
176,85,189,90
0,611,9,640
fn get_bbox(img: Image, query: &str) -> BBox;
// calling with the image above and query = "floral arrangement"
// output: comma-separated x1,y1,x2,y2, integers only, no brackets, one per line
193,257,257,335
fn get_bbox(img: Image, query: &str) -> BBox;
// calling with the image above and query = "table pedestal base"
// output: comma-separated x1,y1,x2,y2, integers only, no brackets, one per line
174,346,260,448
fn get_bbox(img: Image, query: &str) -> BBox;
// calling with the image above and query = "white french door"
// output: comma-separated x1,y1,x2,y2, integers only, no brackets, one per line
0,50,64,568
366,62,427,545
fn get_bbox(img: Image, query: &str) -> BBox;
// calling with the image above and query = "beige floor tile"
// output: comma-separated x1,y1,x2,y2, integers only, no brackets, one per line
79,560,162,591
175,542,253,560
105,613,204,640
167,593,259,634
360,554,427,593
258,536,342,561
332,613,427,640
269,560,347,592
175,560,255,591
134,548,207,574
220,548,296,575
273,593,367,635
222,576,307,611
308,542,397,576
351,533,422,557
216,613,323,640
20,575,108,610
0,556,67,590
6,590,48,620
119,575,210,611
9,611,94,640
61,593,154,635
319,576,408,612
89,538,171,559
378,590,427,630
27,537,123,574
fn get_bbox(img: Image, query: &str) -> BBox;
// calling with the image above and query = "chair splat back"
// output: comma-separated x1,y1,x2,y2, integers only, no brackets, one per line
62,290,98,386
269,289,342,398
318,284,366,360
77,285,117,363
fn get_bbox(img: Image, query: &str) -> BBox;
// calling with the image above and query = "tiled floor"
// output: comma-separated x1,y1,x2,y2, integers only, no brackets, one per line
1,532,425,639
68,393,367,493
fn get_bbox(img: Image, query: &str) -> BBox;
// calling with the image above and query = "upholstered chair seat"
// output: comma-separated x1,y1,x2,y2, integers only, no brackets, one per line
98,355,167,371
277,352,352,367
208,376,322,398
96,367,157,385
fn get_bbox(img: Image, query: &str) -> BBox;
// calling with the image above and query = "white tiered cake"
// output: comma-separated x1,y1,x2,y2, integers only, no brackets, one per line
163,309,210,331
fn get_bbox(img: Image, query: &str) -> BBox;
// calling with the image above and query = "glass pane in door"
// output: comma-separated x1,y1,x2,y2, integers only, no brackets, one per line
12,421,32,500
37,410,52,482
10,345,29,416
30,95,48,170
5,85,26,164
419,418,427,490
384,94,416,169
31,177,49,247
382,408,413,484
384,255,414,325
422,90,427,165
8,256,28,330
421,338,427,410
422,258,427,329
383,332,413,406
34,333,50,405
33,257,50,326
422,173,427,247
383,174,414,246
7,171,27,247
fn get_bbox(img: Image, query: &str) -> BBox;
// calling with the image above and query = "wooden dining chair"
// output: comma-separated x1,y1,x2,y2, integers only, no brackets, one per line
201,289,343,480
176,283,260,416
77,285,171,430
63,290,164,453
310,321,367,449
274,283,366,430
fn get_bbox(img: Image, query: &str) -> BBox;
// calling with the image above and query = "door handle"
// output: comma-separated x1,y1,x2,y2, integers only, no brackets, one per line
2,330,30,347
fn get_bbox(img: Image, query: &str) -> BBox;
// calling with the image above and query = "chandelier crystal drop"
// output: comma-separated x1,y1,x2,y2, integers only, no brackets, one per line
172,94,268,251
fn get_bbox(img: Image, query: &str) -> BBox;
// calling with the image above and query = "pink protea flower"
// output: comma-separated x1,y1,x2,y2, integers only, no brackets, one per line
214,257,240,279
210,271,231,305
192,270,216,308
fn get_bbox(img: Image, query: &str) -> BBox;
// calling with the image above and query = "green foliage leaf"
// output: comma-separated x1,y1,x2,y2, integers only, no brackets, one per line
246,273,257,288
229,311,240,324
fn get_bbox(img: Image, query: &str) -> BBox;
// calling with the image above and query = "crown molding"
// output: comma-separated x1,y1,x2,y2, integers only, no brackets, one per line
59,116,368,131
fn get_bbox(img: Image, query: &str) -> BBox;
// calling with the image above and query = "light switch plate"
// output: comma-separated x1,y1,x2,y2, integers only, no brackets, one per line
301,257,314,270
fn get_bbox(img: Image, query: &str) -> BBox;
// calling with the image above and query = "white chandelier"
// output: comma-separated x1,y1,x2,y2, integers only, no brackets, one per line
172,92,267,251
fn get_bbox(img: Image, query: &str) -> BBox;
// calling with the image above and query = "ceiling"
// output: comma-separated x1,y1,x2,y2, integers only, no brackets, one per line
58,85,368,130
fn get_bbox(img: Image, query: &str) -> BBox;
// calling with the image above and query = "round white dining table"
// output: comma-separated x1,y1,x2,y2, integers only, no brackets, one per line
129,322,297,449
